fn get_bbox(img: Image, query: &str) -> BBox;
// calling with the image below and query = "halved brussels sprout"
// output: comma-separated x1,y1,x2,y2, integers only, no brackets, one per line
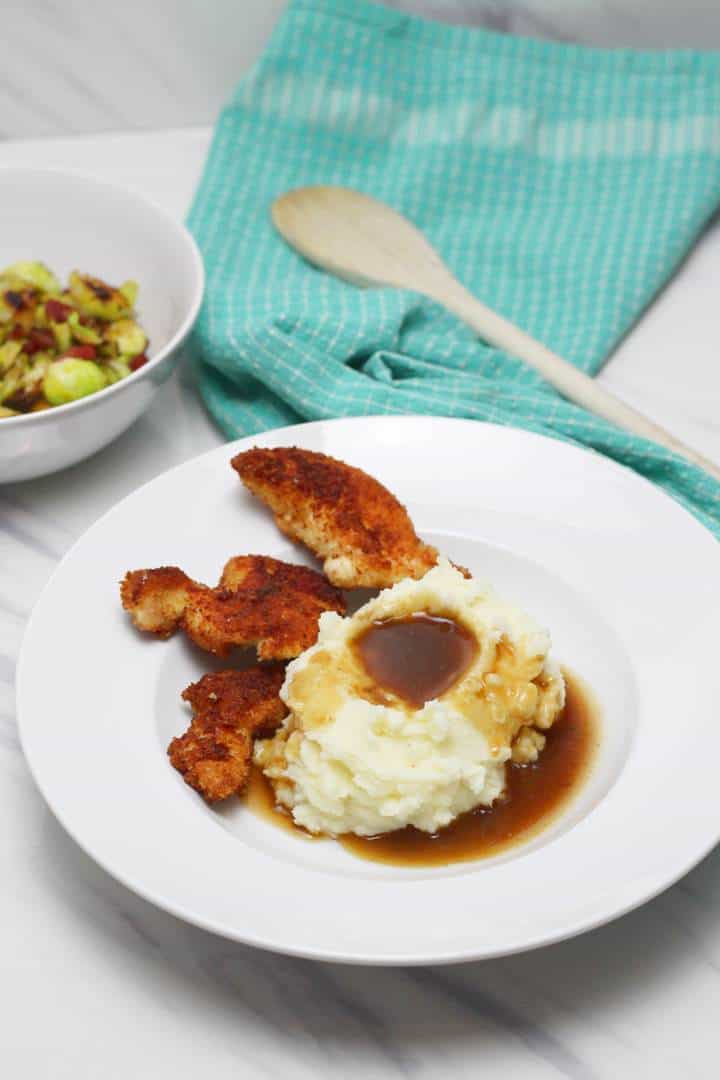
104,318,147,358
51,321,72,352
0,363,21,405
0,340,22,373
119,280,138,307
67,311,102,345
4,353,51,411
103,359,132,385
0,287,38,331
1,261,61,294
68,271,133,321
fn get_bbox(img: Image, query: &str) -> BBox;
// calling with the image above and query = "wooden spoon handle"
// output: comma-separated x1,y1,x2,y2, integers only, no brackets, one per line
438,278,720,482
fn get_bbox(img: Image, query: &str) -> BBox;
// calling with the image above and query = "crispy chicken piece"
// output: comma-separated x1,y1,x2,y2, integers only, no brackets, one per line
231,447,439,589
179,667,287,735
169,665,287,802
171,725,251,803
119,566,193,638
120,554,345,660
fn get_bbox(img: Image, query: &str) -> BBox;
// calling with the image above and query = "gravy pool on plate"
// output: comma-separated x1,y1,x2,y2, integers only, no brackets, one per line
248,669,598,866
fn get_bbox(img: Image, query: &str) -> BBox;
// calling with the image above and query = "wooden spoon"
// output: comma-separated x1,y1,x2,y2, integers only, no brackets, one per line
272,185,720,482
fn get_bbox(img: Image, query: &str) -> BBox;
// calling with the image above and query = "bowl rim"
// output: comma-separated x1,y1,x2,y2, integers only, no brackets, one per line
0,165,205,428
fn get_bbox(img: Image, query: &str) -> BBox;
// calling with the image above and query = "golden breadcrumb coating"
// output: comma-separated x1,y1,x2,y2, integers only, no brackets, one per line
119,566,193,637
120,554,345,660
231,447,439,589
168,665,287,802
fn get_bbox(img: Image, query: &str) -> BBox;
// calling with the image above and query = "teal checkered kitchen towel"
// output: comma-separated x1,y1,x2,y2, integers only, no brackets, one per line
188,0,720,538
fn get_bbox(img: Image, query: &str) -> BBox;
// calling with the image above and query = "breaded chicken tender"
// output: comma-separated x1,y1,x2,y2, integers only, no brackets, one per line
180,667,287,736
120,555,345,660
119,566,194,637
169,665,287,801
231,447,439,589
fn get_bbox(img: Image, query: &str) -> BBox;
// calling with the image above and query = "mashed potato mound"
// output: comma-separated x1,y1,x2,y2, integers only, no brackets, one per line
254,561,565,837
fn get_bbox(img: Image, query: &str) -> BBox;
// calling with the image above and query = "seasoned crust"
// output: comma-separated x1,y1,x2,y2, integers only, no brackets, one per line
120,554,345,660
231,447,439,589
180,666,288,736
168,664,287,802
169,725,252,803
119,566,194,638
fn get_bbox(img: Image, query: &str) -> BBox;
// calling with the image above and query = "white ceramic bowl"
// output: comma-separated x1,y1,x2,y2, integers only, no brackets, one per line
0,168,204,483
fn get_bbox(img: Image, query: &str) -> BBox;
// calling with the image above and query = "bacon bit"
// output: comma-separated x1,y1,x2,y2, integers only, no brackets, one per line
24,329,55,355
45,299,72,323
130,353,148,371
61,344,96,360
9,325,25,341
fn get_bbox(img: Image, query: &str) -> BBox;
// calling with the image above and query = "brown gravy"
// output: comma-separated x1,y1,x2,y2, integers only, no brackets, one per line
342,670,598,866
246,765,317,839
354,613,477,708
245,670,599,867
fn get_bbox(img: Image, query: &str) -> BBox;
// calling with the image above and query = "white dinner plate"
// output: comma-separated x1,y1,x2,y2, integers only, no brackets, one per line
17,416,720,964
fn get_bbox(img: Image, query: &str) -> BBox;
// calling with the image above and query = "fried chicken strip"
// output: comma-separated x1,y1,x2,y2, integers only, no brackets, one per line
169,665,287,802
120,554,345,660
231,447,439,589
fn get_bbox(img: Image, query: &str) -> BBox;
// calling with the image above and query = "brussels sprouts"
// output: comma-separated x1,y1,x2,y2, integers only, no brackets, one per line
0,340,22,373
43,358,107,405
104,318,147,358
0,287,37,330
51,321,72,352
0,364,21,405
0,263,146,414
68,271,133,321
1,261,61,294
119,280,138,307
103,359,132,385
67,311,102,345
4,352,50,411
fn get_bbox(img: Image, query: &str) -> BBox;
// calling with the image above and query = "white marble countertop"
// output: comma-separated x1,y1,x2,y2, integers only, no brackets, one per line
2,127,720,1079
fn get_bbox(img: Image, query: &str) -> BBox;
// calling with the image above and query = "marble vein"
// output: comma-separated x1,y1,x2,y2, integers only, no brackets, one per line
1,515,64,561
409,967,599,1080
